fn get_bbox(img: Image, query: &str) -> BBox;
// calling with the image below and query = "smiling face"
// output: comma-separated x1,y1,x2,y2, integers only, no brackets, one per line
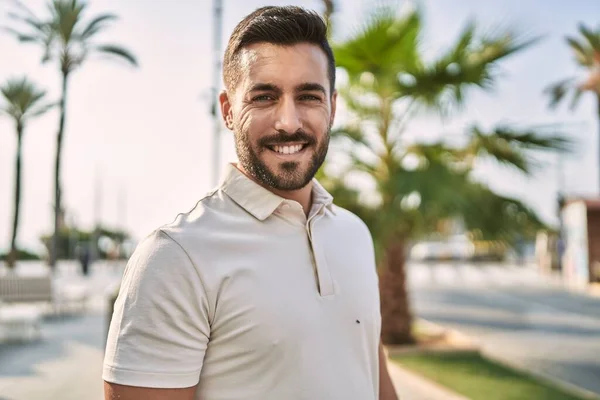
220,42,337,191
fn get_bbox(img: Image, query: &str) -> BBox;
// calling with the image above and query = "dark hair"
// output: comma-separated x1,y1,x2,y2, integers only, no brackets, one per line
223,6,336,95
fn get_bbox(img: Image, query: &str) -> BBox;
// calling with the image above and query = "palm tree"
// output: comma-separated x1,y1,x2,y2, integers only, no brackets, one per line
5,0,138,267
321,0,335,38
545,23,600,191
327,7,570,344
0,77,54,269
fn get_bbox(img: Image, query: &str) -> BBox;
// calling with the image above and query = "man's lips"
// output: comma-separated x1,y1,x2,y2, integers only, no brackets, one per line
266,142,310,156
265,142,311,159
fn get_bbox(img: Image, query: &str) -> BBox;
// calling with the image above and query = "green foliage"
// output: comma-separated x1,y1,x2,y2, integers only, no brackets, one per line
6,0,138,73
0,77,54,124
334,6,538,115
545,22,600,109
323,6,569,252
39,225,131,260
0,248,41,261
4,0,138,267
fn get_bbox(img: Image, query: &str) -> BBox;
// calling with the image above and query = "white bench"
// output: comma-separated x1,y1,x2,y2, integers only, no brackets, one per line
0,274,90,342
0,275,53,303
0,274,89,313
0,275,52,342
0,302,43,342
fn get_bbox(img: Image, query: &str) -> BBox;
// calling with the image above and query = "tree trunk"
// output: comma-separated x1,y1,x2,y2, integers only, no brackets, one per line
597,94,600,195
7,123,24,269
50,71,70,268
379,234,415,345
321,0,335,37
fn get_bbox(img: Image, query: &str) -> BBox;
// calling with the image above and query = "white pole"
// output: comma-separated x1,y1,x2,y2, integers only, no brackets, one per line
211,0,224,186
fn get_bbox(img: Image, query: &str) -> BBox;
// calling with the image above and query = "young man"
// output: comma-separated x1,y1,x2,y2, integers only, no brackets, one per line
103,6,398,400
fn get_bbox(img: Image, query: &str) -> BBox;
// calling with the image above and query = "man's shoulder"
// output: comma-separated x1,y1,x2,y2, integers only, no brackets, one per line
146,188,231,245
330,204,372,237
127,189,231,267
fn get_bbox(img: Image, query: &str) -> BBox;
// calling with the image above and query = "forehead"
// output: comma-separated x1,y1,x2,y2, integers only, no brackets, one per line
236,42,329,92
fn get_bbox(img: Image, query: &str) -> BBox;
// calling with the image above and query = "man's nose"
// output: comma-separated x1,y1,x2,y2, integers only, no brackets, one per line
274,97,302,134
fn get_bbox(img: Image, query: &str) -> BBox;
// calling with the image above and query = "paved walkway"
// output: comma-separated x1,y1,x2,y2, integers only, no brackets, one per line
409,261,600,397
0,314,106,400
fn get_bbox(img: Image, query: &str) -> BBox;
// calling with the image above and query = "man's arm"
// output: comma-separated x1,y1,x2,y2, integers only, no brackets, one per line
103,231,210,396
379,343,399,400
104,382,197,400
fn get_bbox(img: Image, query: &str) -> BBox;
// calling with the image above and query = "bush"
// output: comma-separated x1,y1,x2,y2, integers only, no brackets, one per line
0,248,42,261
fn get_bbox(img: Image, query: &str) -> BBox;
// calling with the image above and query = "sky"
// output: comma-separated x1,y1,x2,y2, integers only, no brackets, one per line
0,0,599,254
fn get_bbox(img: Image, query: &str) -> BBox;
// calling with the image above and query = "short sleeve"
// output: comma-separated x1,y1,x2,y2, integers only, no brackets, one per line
103,229,210,388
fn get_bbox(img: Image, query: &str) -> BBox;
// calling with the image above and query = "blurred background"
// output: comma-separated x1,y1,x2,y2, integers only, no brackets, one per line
0,0,599,399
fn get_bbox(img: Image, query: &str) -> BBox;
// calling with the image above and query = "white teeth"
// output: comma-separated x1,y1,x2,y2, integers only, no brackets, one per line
273,144,304,154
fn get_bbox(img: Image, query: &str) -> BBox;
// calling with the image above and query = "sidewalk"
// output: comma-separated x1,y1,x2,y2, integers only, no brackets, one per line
0,314,106,400
388,360,469,400
0,261,121,400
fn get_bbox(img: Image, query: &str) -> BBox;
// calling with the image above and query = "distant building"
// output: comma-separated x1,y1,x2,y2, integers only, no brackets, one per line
561,198,600,286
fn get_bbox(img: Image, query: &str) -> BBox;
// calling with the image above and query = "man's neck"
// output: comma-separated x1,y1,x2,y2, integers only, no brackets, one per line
235,164,313,216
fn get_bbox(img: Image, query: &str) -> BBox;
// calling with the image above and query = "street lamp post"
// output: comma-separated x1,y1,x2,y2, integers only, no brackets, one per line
211,0,224,186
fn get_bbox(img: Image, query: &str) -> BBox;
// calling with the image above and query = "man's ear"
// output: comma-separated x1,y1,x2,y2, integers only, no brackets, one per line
329,89,338,129
219,90,234,130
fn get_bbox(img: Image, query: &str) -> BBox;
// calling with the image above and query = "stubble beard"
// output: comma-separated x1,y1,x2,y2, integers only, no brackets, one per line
235,128,330,191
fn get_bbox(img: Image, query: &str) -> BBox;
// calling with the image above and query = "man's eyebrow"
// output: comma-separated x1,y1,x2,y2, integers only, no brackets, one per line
296,83,326,95
249,83,282,94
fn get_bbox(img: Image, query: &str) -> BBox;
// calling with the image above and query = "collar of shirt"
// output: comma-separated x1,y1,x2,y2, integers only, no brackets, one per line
220,164,336,221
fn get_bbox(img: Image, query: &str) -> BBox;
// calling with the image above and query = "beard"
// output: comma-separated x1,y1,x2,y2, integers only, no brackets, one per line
234,128,329,191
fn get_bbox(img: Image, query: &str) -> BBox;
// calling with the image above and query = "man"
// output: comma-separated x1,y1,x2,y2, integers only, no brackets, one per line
103,6,398,400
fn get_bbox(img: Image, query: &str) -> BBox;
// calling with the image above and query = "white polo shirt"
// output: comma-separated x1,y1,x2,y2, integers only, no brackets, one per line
103,164,382,400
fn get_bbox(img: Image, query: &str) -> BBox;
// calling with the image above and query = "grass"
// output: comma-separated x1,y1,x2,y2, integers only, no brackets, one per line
393,352,590,400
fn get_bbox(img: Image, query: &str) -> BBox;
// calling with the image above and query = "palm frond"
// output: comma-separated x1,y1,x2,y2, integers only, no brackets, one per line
49,0,86,44
1,26,42,43
94,44,138,66
544,78,576,108
6,5,57,63
334,8,422,88
0,77,50,122
29,102,57,117
569,86,585,111
566,36,594,67
397,24,538,114
11,0,39,20
6,0,138,73
579,23,600,53
491,126,573,152
387,149,472,227
462,182,546,243
467,126,530,173
7,11,46,33
466,125,572,174
79,13,117,39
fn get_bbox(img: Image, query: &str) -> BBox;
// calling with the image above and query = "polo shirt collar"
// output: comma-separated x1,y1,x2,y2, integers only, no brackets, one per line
220,164,335,221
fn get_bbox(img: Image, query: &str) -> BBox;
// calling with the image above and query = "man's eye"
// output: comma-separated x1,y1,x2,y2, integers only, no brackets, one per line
252,95,275,102
299,95,321,101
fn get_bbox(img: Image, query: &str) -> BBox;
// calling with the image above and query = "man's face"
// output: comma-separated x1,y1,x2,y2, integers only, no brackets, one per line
220,42,337,191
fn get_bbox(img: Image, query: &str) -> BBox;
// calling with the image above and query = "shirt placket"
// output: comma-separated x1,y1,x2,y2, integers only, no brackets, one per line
306,207,334,297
